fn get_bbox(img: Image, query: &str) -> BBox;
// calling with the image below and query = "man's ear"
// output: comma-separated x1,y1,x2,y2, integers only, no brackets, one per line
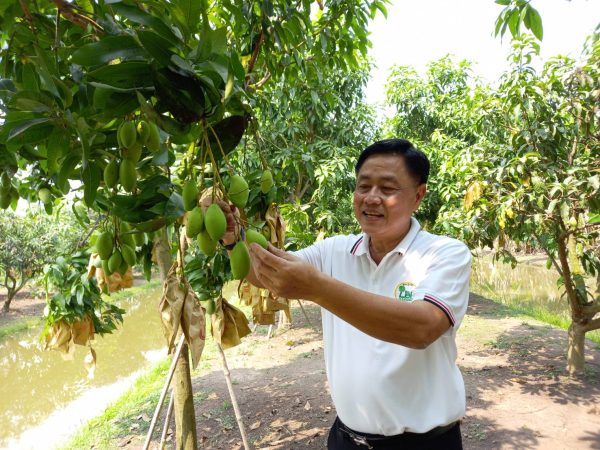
414,184,427,209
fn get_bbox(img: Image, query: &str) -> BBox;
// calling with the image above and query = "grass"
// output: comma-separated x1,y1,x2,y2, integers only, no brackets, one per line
58,358,170,450
0,316,43,340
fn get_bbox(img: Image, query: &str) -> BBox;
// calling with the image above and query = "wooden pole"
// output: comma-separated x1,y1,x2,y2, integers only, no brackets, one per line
217,343,251,450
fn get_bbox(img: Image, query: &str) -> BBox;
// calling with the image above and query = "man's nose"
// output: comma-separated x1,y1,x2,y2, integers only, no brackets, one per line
364,187,383,203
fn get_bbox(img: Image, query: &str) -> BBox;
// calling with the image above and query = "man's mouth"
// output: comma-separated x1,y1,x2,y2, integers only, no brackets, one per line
363,211,384,218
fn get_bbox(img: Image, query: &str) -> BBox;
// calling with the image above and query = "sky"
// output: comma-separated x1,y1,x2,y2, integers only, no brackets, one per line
365,0,600,105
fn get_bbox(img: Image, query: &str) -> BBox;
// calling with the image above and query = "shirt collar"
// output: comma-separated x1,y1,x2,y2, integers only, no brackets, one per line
352,217,421,257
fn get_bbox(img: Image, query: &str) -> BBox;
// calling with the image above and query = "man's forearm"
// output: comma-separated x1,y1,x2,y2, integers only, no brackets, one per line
308,271,449,349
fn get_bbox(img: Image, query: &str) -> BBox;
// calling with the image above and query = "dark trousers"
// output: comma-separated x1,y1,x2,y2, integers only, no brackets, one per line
327,417,463,450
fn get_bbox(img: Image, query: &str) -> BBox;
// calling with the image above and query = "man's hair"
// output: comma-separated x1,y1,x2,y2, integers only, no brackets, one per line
355,138,430,184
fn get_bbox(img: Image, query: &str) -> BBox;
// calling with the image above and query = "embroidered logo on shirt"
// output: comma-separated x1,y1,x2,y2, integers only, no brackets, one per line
394,282,415,301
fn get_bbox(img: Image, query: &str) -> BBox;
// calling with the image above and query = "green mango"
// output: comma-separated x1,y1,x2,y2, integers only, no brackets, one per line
96,231,114,260
227,174,249,208
182,180,198,211
104,159,119,188
107,250,123,274
230,241,250,280
38,188,51,204
137,120,151,144
245,229,268,249
204,298,216,315
121,244,137,266
118,120,137,149
204,203,227,241
260,170,273,193
197,230,217,256
147,121,161,152
119,159,137,192
186,207,204,238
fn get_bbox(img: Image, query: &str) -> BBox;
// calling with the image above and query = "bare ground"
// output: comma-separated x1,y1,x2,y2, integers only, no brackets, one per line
2,292,600,449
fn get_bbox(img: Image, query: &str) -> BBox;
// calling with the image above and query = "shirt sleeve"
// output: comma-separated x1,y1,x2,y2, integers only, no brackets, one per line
292,240,325,272
412,240,471,328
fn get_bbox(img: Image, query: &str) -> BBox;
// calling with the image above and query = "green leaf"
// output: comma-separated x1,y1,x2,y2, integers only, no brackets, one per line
71,36,145,67
495,0,511,5
9,91,54,113
112,3,180,44
57,154,79,194
82,161,101,206
137,30,177,67
508,8,521,37
88,61,153,89
589,214,600,225
7,118,53,144
526,6,543,40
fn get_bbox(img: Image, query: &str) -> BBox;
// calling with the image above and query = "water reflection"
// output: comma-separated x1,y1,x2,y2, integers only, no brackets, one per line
0,284,165,448
471,254,570,318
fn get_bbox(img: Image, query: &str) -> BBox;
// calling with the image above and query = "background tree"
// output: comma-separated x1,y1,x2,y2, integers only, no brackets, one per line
386,35,599,376
0,209,81,313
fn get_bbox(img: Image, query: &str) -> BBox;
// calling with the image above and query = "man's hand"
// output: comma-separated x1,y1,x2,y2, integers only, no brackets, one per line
248,243,321,299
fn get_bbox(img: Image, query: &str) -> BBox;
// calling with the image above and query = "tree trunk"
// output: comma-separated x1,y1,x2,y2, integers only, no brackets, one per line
154,228,197,450
566,322,586,376
173,341,198,450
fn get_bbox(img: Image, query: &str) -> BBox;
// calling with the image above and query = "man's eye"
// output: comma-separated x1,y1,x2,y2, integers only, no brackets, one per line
381,187,398,194
357,184,370,192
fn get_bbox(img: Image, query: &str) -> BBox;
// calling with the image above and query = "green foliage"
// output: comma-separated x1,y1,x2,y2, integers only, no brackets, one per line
494,0,544,41
42,251,125,336
0,209,81,311
0,0,384,315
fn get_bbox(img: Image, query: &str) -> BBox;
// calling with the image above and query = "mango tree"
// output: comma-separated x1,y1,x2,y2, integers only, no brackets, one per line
0,0,385,447
436,35,600,376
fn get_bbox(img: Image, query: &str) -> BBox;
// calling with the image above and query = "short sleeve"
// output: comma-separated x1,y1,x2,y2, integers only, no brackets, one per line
412,240,471,328
292,241,325,272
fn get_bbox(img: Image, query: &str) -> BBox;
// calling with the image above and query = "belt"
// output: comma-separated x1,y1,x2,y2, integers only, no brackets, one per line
337,418,459,449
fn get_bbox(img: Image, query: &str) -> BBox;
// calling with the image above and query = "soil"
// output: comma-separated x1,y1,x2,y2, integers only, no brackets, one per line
3,291,600,449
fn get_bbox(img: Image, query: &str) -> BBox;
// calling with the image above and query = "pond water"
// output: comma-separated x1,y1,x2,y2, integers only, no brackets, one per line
0,284,166,449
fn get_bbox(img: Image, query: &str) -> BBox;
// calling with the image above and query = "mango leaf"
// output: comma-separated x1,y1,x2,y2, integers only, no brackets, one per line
57,154,80,194
82,161,101,206
170,0,204,42
137,30,177,67
7,118,54,145
0,145,18,170
112,3,180,44
9,91,54,112
525,6,543,40
204,115,247,163
589,214,600,225
71,36,145,67
88,61,153,89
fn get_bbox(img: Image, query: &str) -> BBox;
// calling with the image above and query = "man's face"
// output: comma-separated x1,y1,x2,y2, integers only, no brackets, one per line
353,154,426,244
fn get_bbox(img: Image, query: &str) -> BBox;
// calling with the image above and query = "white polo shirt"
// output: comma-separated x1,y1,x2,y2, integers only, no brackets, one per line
295,218,471,436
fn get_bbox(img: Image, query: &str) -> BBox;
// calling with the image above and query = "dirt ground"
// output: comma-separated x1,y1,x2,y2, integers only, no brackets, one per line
3,291,600,449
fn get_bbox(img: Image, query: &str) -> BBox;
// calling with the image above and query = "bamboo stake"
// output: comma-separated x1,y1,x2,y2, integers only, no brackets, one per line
143,334,186,450
159,390,175,449
217,343,251,450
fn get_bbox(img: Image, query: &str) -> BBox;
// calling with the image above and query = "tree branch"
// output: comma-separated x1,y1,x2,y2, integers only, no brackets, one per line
51,0,103,33
583,317,600,332
245,30,265,89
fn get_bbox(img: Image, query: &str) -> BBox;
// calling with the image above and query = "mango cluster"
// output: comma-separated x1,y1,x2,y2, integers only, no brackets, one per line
104,119,161,193
93,222,148,278
0,172,18,209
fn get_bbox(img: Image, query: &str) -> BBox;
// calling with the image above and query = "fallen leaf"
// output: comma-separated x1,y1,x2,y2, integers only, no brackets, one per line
208,392,219,400
304,401,311,411
250,420,261,430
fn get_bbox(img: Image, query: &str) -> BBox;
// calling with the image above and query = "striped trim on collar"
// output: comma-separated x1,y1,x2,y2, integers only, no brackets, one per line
350,236,363,255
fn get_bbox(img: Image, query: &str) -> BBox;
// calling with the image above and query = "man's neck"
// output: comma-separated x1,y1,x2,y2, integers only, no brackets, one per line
368,224,411,265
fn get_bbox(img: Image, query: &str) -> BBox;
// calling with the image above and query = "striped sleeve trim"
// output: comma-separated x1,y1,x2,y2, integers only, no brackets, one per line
423,294,456,326
350,237,363,255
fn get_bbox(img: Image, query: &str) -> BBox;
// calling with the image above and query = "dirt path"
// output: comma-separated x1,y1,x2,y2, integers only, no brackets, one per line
145,294,600,450
3,291,600,449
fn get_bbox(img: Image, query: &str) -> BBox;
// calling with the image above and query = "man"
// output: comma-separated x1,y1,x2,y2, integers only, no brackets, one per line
226,139,471,449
